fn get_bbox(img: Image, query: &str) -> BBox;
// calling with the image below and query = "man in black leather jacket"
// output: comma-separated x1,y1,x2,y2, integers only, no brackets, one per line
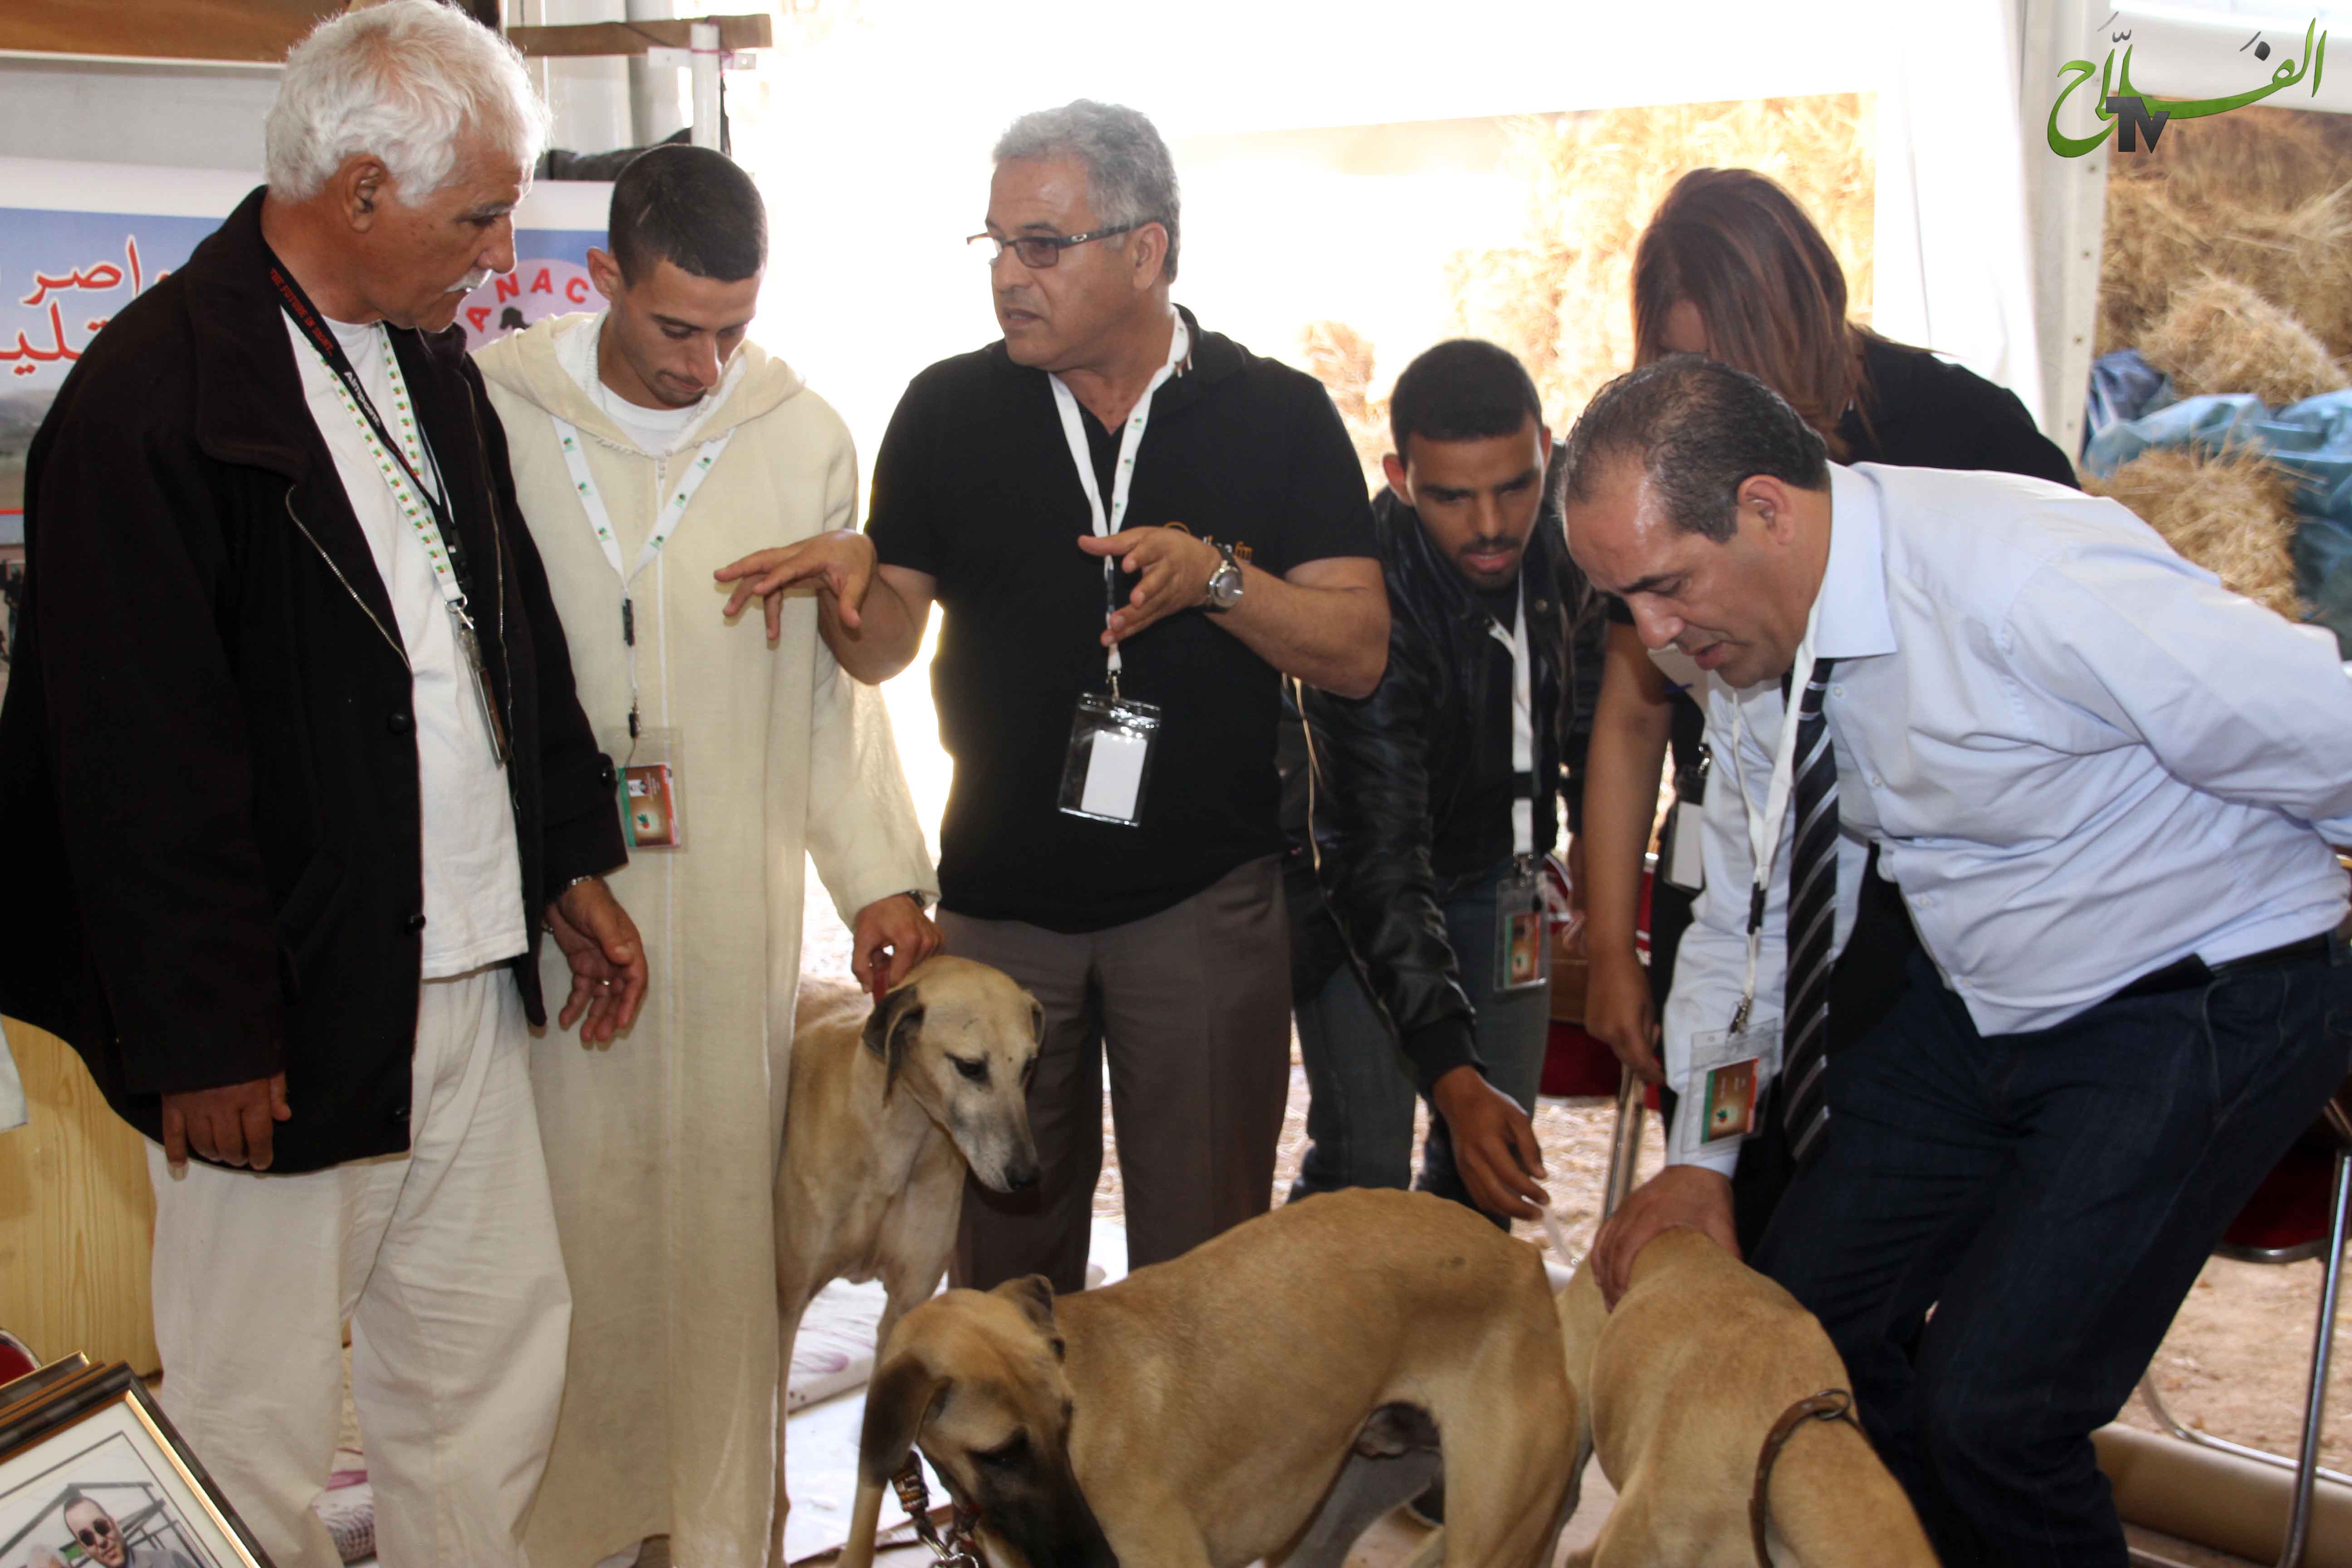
1282,340,1575,1223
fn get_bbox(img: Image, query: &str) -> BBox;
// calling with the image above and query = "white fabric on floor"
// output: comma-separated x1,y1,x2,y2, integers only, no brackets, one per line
148,967,570,1568
780,1220,1131,1563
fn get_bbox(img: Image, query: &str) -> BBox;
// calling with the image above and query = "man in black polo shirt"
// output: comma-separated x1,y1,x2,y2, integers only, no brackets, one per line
721,99,1385,1291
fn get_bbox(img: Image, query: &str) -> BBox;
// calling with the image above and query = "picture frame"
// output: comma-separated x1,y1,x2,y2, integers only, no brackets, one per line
0,1361,272,1568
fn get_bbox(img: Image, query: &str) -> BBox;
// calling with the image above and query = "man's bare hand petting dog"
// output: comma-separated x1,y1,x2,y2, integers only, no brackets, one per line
1588,1164,1740,1305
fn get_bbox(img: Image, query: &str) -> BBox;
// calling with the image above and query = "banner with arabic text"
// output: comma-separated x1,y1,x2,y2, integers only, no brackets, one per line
1,157,610,534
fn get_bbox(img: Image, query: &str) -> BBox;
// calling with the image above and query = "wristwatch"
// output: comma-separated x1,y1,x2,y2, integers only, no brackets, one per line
1204,540,1245,614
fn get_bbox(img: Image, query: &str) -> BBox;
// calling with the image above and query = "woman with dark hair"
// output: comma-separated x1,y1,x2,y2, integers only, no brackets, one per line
1578,166,2075,1245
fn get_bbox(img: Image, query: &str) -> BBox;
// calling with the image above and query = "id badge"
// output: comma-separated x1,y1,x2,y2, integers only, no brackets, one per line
1671,1018,1783,1161
1058,691,1162,826
1493,867,1551,992
617,726,686,850
1661,799,1705,892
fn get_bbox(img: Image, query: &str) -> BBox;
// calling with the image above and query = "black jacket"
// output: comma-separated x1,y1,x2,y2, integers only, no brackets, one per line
1282,485,1570,1093
0,189,627,1172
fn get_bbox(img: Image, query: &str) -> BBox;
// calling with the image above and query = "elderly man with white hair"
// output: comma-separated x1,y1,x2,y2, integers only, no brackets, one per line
0,5,644,1566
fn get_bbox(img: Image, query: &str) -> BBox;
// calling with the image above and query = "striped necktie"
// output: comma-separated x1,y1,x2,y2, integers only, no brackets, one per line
1781,656,1838,1166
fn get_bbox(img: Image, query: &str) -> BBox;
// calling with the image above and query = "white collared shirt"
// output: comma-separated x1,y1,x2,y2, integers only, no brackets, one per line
1666,462,2352,1175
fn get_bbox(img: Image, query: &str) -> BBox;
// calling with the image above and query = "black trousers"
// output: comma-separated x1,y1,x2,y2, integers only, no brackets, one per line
1751,943,2351,1567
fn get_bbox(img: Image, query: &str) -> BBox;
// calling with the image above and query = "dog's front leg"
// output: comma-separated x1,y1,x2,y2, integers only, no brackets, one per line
769,1287,813,1566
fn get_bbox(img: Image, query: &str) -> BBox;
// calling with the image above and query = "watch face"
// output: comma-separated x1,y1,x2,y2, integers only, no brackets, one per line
1209,566,1244,607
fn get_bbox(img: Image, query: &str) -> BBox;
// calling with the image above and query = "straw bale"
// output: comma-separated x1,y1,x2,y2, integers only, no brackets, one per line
2141,274,2348,405
2113,103,2352,215
2082,447,2304,619
1447,93,1874,426
2101,163,2352,360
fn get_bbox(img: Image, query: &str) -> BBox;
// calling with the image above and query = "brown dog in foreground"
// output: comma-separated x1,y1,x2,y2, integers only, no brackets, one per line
839,1188,1578,1568
1556,1226,1937,1568
771,956,1045,1563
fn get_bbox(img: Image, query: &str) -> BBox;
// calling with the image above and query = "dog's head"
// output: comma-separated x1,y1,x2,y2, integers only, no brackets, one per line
848,1278,1116,1568
863,956,1043,1193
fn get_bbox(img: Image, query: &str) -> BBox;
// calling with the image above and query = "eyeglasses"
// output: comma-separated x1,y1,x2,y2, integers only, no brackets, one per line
75,1519,115,1547
965,223,1140,270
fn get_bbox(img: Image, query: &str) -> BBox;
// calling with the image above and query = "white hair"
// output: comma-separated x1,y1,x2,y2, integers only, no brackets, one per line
265,0,549,203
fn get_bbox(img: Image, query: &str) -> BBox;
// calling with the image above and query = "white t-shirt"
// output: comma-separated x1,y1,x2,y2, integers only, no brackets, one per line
555,311,720,456
286,314,529,978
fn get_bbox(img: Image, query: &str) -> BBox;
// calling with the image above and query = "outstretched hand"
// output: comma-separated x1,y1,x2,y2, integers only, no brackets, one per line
715,530,877,640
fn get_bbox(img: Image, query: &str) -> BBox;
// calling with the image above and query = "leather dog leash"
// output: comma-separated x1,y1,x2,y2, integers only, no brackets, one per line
891,1458,984,1568
1749,1387,1860,1567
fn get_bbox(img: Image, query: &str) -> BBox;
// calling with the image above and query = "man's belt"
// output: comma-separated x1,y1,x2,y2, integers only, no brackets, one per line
2111,917,2352,1004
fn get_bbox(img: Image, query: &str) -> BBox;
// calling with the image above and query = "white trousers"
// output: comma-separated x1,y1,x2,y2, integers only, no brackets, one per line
147,967,571,1568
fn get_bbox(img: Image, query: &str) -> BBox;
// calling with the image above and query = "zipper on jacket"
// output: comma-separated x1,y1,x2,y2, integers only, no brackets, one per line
282,488,410,671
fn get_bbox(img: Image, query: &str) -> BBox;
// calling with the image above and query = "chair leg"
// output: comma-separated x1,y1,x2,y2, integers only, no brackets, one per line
1601,1073,1646,1222
2278,1147,2351,1568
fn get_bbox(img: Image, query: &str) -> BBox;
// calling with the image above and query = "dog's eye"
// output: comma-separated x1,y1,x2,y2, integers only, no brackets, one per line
975,1432,1029,1469
951,1056,988,1082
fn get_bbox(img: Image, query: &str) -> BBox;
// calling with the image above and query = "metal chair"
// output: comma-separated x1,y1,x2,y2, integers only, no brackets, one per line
2138,1077,2352,1568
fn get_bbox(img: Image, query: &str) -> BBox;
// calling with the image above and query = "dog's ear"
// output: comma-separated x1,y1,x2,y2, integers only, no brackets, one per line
861,985,925,1098
994,1273,1059,1337
856,1350,951,1489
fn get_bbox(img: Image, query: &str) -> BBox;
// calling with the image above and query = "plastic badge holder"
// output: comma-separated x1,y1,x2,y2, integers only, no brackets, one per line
1671,1017,1783,1163
1058,691,1162,826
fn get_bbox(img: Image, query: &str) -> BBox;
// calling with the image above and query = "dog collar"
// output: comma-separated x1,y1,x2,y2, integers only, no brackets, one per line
892,1458,984,1568
1749,1387,1859,1567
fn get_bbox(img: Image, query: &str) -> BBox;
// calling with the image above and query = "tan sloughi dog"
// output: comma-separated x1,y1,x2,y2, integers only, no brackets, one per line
1550,1227,1937,1568
838,1187,1578,1568
770,956,1044,1561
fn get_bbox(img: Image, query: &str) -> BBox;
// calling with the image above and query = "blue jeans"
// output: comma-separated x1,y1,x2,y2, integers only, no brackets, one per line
1289,861,1552,1221
1754,944,2352,1568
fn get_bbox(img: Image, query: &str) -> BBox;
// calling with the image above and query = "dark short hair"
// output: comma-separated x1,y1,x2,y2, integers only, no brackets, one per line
608,143,766,284
1559,356,1828,542
1388,339,1542,457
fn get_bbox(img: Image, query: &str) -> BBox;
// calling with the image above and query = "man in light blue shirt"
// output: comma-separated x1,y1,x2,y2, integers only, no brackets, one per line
1564,356,2352,1568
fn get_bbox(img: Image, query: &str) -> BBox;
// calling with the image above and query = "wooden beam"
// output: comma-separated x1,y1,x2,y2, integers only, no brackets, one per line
505,15,773,59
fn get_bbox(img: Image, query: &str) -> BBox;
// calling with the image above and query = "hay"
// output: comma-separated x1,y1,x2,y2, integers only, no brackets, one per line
2112,103,2352,216
2082,447,2304,619
2100,100,2352,361
2141,274,2349,406
1446,93,1875,426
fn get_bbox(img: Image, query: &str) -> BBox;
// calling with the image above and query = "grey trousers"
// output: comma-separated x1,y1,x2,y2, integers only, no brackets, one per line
944,855,1292,1294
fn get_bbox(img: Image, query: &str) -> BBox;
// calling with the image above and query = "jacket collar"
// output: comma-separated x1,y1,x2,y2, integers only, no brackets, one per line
178,188,498,645
1375,480,1565,633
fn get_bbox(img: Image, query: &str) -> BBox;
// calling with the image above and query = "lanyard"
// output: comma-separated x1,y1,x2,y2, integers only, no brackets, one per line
1720,603,1825,1029
1485,593,1535,858
267,259,471,611
1048,313,1191,688
551,416,735,740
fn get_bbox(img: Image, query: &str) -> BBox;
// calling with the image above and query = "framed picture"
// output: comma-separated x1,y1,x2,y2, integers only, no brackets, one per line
0,1362,271,1568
